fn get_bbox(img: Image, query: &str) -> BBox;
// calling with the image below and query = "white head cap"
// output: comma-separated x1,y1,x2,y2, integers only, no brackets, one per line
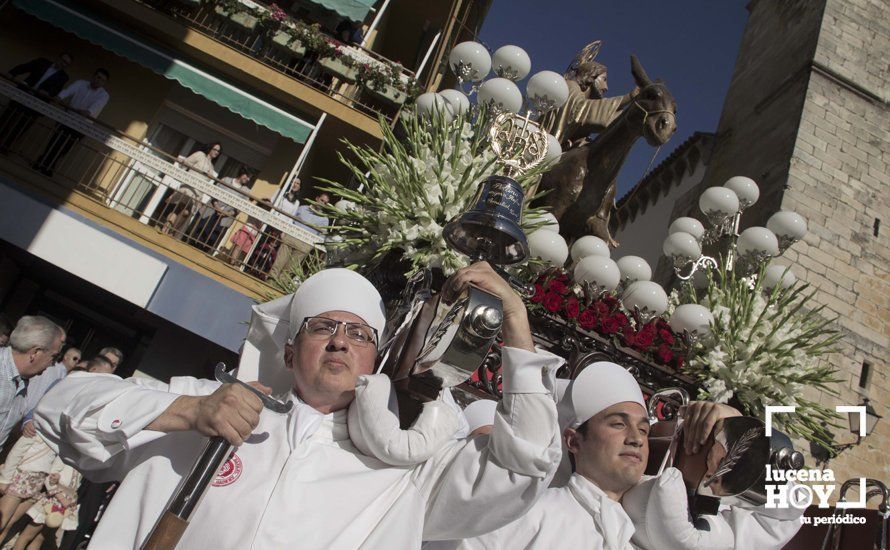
551,362,646,487
559,361,646,429
288,268,385,340
462,399,498,434
236,268,384,395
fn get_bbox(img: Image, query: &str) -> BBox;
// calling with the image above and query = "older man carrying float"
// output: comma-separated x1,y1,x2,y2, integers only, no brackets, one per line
460,362,804,550
35,263,563,549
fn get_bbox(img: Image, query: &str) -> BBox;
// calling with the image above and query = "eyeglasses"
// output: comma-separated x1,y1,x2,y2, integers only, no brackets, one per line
300,316,377,347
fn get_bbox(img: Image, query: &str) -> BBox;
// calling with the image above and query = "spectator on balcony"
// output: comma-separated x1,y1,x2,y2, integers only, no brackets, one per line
268,191,330,280
279,177,301,216
246,227,281,279
335,18,365,45
191,167,253,252
31,68,110,177
178,142,221,177
226,215,261,267
0,52,72,155
160,142,221,237
295,191,331,236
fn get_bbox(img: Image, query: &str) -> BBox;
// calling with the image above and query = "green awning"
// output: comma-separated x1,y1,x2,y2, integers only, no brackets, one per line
13,0,314,143
309,0,377,22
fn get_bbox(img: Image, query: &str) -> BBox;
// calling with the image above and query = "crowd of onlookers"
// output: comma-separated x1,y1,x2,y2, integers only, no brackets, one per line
0,315,124,549
1,51,332,284
158,161,332,281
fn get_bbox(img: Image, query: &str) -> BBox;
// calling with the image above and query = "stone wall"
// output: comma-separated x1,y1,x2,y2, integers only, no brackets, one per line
652,0,888,487
779,0,889,486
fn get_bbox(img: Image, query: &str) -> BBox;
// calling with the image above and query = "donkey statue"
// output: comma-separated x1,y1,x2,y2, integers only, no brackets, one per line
537,55,677,247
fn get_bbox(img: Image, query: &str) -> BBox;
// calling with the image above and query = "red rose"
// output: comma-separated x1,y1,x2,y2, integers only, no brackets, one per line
554,272,570,283
658,328,675,345
578,309,597,329
656,343,674,364
613,312,630,328
636,325,656,347
546,280,569,295
531,283,544,303
674,356,685,370
623,329,637,347
543,292,564,313
593,300,610,318
565,297,580,319
601,316,621,334
601,295,620,309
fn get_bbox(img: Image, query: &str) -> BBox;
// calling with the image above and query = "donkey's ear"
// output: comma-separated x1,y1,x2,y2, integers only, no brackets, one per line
630,55,653,88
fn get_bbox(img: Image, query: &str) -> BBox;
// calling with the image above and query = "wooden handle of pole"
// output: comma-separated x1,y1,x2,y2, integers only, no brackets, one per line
141,511,189,550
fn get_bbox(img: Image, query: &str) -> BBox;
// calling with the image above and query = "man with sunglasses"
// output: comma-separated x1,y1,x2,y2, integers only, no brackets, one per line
0,316,64,448
35,263,563,548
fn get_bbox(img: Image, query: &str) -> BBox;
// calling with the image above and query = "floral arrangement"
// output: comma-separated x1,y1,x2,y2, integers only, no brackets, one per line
264,249,325,300
527,269,688,370
680,262,841,451
202,0,419,99
267,3,287,22
316,107,550,277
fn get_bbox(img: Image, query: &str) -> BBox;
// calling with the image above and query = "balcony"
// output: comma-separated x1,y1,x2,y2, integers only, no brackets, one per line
0,78,322,300
106,0,417,124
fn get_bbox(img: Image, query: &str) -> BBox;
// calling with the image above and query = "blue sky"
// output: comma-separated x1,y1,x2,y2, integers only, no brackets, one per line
478,0,748,197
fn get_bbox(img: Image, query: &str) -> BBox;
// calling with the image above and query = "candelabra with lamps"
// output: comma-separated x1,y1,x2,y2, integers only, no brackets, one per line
663,176,808,283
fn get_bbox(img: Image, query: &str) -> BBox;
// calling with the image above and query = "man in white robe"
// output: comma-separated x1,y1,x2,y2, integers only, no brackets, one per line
35,263,563,549
459,362,803,550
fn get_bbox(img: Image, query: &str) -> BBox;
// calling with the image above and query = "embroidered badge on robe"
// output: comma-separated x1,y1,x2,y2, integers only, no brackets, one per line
212,452,243,487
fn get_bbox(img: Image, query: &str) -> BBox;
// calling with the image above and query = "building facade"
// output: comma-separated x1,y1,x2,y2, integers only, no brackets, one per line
0,0,489,380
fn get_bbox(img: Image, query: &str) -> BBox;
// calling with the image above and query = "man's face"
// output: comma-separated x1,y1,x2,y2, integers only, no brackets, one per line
238,174,251,186
317,194,331,206
0,334,8,346
285,310,377,412
101,352,120,370
22,333,65,377
566,401,649,499
290,179,301,194
56,55,72,70
62,348,81,371
593,71,609,97
90,72,107,89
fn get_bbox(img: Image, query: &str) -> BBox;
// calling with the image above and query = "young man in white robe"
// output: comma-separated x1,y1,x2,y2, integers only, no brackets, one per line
459,361,804,550
34,263,564,549
422,398,500,550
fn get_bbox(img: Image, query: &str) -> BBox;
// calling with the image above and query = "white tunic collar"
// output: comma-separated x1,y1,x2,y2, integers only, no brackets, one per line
284,391,349,448
567,474,636,550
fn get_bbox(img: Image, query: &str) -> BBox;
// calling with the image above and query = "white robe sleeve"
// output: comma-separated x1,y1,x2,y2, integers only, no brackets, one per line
710,493,805,550
416,347,563,540
34,372,220,477
624,468,804,550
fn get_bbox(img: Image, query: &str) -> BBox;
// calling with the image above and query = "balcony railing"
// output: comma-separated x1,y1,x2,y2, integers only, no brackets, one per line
139,0,417,122
0,78,322,289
